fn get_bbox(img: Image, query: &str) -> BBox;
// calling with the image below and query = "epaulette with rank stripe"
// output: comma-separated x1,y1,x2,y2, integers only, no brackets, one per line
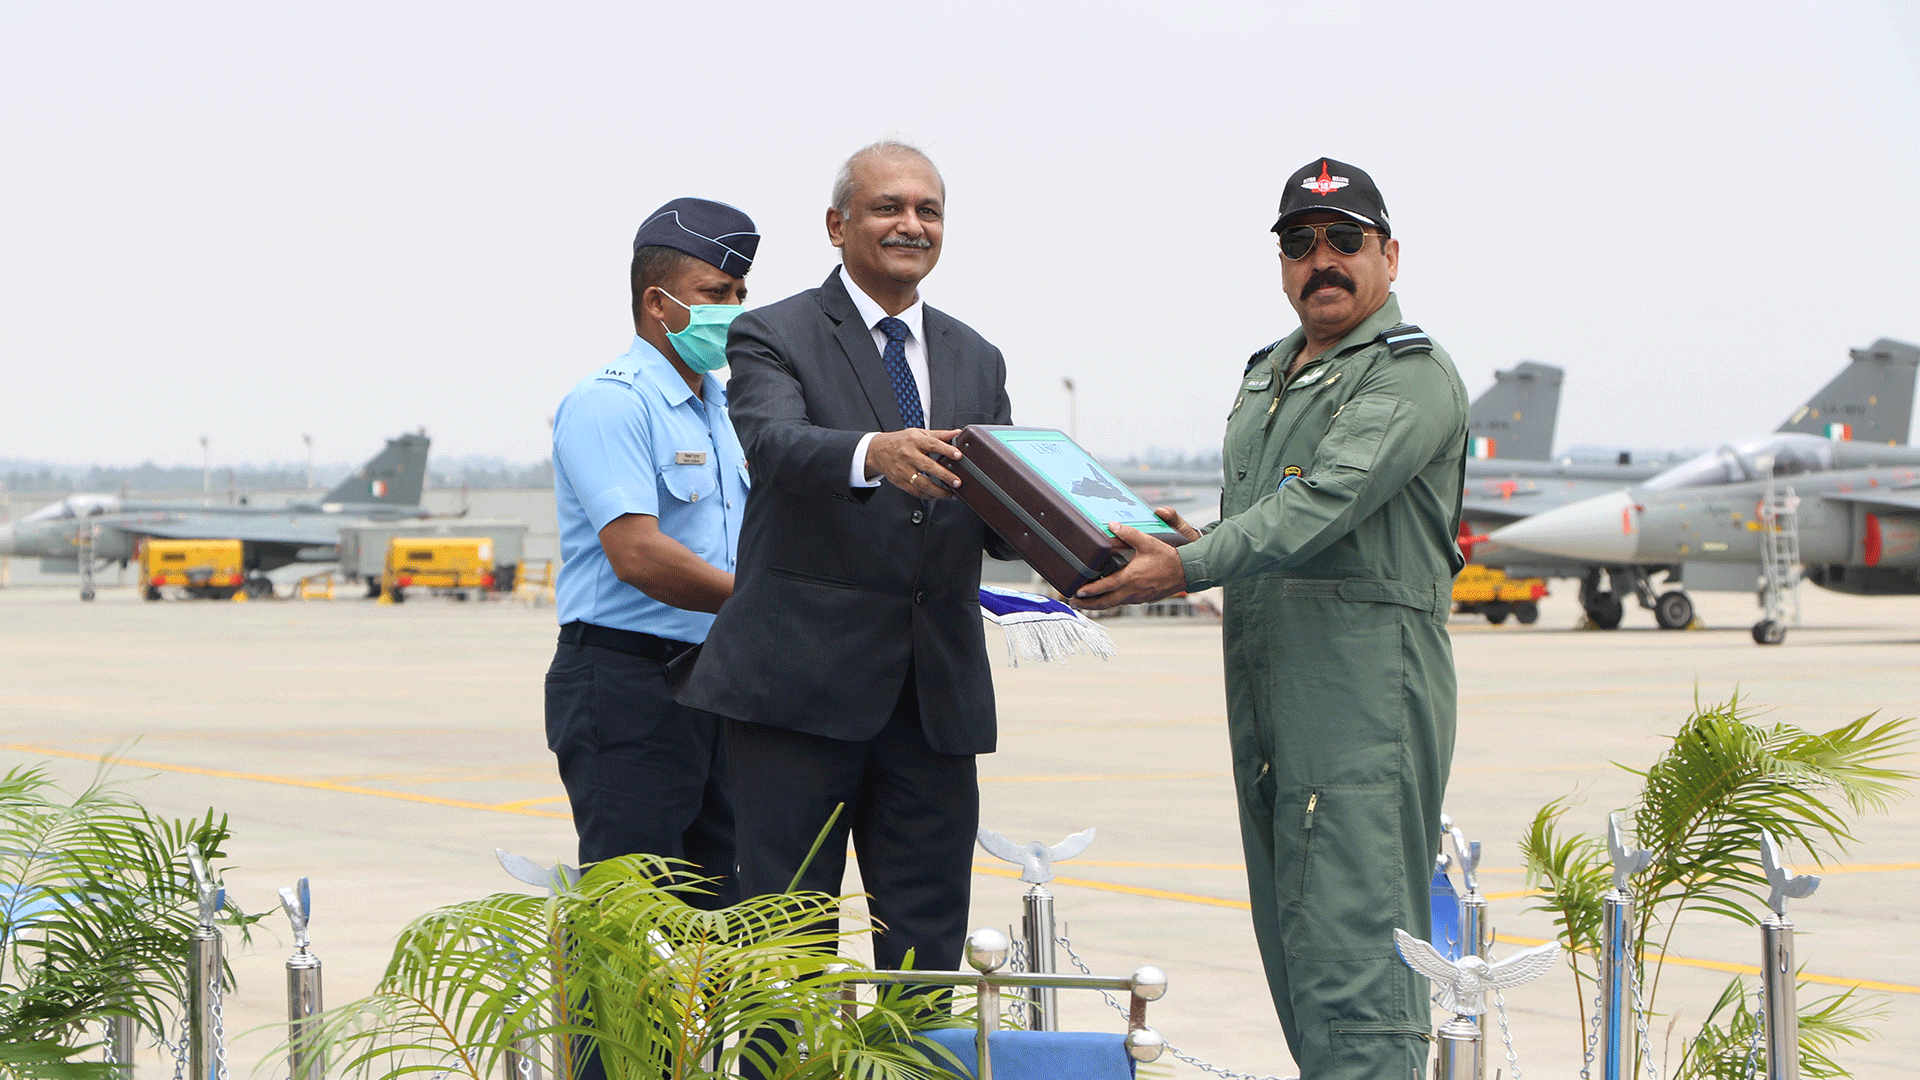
1378,324,1433,356
1244,340,1284,374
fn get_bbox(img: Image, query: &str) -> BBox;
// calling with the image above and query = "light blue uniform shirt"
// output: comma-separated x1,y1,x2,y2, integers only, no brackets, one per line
553,337,749,643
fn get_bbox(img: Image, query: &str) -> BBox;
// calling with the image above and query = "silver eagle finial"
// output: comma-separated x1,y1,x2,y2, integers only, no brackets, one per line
185,842,222,925
1607,813,1653,893
496,849,581,894
278,877,312,950
1394,929,1558,1017
976,827,1096,884
1441,813,1481,893
1760,831,1820,916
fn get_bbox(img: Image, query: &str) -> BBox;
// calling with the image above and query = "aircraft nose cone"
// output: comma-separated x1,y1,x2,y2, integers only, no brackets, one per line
1489,489,1643,562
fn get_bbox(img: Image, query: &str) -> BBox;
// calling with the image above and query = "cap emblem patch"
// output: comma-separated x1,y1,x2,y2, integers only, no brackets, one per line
1301,161,1349,196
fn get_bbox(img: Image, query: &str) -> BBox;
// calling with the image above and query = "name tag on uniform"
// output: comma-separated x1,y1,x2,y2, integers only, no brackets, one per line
1242,373,1272,391
674,451,708,465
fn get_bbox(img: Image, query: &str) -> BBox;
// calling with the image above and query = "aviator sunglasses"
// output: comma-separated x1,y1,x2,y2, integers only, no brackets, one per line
1276,220,1376,261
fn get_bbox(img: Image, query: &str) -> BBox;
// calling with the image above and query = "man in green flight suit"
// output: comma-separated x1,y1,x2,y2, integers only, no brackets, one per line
1076,157,1468,1079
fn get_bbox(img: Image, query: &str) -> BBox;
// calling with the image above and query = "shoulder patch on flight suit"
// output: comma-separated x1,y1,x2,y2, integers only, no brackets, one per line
1244,340,1285,374
1377,324,1433,356
595,365,635,386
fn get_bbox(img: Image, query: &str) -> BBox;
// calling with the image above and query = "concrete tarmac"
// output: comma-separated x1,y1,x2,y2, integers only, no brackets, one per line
1,582,1914,1079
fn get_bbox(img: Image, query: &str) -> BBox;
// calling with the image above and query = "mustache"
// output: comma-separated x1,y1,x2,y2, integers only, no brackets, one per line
1300,267,1356,301
880,234,932,249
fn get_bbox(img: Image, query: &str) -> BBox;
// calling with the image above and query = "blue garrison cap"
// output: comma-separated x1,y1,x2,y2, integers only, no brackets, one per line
633,197,759,277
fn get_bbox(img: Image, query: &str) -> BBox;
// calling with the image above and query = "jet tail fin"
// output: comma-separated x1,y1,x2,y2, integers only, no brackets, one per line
1468,361,1562,461
323,432,430,507
1776,338,1920,445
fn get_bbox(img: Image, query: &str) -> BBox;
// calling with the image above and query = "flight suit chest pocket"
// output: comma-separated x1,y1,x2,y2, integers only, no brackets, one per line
659,462,718,504
1321,396,1401,472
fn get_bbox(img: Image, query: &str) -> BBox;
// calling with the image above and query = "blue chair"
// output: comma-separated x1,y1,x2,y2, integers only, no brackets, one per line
920,1027,1136,1080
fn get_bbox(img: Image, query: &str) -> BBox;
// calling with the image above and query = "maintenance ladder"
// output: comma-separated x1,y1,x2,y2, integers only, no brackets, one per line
1757,472,1801,642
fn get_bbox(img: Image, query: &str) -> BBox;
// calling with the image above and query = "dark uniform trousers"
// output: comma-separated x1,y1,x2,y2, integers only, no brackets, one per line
543,636,738,908
724,669,979,972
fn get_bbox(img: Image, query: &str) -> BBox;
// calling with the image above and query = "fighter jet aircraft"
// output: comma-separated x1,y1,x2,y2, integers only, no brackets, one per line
0,433,431,599
1490,339,1920,641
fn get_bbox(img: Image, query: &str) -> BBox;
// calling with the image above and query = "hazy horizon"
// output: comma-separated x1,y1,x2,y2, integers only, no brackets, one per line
5,1,1915,467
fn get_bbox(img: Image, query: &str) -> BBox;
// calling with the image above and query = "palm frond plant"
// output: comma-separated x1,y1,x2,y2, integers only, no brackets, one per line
304,853,969,1080
1672,979,1883,1080
0,763,247,1079
1521,696,1913,1077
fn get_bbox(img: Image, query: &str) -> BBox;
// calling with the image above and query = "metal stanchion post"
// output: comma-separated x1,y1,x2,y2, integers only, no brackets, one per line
185,844,225,1080
975,826,1096,1033
1444,814,1489,1078
1396,929,1556,1080
1600,814,1652,1080
1759,832,1819,1080
189,921,222,1080
104,1013,136,1078
966,928,1010,1080
280,878,325,1080
1021,884,1058,1030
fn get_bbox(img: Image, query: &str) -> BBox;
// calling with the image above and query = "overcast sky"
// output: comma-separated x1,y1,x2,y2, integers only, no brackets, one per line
3,1,1916,469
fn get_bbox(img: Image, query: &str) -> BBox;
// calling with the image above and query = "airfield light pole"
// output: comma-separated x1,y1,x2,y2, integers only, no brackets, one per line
200,436,211,503
1062,378,1077,441
303,434,314,490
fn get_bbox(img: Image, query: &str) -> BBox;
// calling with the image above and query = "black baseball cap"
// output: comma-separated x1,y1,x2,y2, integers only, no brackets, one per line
1271,158,1391,237
633,197,759,276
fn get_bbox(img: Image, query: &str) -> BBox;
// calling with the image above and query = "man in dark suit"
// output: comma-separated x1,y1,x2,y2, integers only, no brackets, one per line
681,140,1011,972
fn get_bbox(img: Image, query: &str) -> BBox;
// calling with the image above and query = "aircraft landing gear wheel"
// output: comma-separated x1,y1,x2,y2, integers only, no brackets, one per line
144,586,161,602
1654,590,1694,630
366,580,382,598
1584,593,1623,630
80,588,96,602
1482,601,1511,625
1514,601,1539,625
245,577,274,600
1752,619,1786,645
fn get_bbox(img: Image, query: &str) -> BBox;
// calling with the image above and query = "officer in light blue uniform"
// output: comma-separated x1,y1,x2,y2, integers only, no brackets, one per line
546,197,756,909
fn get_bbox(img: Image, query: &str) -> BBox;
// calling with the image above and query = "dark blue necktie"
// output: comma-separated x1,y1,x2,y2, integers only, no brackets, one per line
876,316,924,429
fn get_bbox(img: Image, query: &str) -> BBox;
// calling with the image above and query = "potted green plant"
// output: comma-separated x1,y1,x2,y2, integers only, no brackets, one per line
1522,697,1911,1078
0,764,244,1079
303,853,969,1080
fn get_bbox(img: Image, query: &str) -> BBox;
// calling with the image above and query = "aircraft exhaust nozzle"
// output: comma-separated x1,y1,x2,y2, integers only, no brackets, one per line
1487,489,1643,563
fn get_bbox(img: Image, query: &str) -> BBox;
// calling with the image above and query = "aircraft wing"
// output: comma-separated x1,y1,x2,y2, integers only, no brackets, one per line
124,517,341,547
1817,488,1920,514
1459,499,1533,525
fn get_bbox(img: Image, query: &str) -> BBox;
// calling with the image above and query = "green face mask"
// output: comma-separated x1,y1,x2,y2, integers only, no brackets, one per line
657,290,742,373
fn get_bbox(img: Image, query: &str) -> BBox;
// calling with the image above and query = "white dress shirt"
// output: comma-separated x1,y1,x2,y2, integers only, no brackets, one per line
840,265,930,489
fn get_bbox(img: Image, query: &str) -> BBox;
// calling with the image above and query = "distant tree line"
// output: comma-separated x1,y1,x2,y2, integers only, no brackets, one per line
3,458,558,495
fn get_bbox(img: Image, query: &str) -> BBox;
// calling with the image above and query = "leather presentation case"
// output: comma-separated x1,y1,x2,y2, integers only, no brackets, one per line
950,425,1188,596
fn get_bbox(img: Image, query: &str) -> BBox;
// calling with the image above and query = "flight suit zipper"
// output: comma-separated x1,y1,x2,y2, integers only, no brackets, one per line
1300,790,1320,897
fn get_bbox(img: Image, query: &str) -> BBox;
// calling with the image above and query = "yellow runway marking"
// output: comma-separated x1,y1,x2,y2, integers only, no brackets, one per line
980,771,1227,784
11,741,1910,994
492,796,572,812
1492,933,1920,995
2,743,571,820
971,864,1251,909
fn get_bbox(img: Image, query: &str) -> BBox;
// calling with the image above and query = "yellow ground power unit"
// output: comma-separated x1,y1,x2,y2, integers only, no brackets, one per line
1452,565,1548,625
141,539,246,601
379,537,496,603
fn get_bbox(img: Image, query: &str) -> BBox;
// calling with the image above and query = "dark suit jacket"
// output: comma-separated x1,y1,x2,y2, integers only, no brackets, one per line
680,268,1013,755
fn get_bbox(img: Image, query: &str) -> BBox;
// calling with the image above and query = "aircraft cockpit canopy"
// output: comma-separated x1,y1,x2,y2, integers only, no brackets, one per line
20,494,124,523
1642,434,1837,491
